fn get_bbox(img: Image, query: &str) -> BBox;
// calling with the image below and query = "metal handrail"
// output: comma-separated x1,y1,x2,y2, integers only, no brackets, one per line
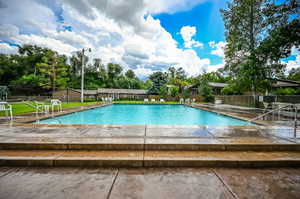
249,103,299,138
248,104,291,123
22,101,44,113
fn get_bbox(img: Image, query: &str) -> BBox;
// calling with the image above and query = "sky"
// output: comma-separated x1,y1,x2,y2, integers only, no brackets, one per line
0,0,299,78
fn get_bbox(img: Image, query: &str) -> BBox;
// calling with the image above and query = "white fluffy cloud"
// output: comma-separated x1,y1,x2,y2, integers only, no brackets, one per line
209,41,226,58
0,43,18,54
0,0,213,78
284,46,300,71
180,26,203,48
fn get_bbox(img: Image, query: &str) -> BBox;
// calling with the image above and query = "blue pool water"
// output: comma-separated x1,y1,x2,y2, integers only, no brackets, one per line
37,104,253,126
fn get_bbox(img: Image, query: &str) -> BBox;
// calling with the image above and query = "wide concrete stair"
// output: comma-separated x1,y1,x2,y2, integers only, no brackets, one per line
1,138,300,167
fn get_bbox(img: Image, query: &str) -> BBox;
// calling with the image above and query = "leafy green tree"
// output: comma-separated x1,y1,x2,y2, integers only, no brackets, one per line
221,0,298,97
221,83,243,95
147,71,168,94
170,86,179,97
167,67,186,80
159,85,168,98
288,68,300,81
36,50,69,91
125,69,136,79
106,63,122,88
197,75,215,102
182,89,190,99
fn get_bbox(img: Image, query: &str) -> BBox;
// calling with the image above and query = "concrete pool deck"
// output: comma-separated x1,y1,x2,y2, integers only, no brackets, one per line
1,167,300,199
0,125,299,167
0,103,299,167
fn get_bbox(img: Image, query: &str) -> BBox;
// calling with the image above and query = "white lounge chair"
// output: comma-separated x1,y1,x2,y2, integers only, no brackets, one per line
185,98,190,103
160,99,165,102
192,98,196,103
179,98,184,104
50,99,62,112
215,99,222,105
144,99,149,102
151,99,155,102
34,101,47,113
0,102,12,120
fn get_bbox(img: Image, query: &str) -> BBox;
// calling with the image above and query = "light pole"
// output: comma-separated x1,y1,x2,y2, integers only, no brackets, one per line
80,48,91,103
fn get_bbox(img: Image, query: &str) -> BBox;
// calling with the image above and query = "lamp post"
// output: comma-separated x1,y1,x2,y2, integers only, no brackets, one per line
80,48,91,103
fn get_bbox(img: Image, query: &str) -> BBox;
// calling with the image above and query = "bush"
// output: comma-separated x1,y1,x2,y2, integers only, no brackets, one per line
84,97,96,102
182,89,190,99
170,86,179,97
274,88,297,95
221,84,242,95
159,85,168,98
198,86,215,102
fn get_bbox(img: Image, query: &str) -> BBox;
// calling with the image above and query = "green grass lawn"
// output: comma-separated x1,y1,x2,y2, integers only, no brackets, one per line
0,101,101,116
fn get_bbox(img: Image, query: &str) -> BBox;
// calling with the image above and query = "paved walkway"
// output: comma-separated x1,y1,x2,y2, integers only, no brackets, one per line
0,125,299,144
0,167,300,199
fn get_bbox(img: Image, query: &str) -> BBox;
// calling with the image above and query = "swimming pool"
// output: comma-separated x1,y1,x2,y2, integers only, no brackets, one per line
36,104,253,126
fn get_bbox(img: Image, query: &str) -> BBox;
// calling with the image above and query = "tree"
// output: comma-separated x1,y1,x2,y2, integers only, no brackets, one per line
125,69,136,79
36,50,69,91
147,72,168,94
107,63,122,88
167,67,186,80
288,68,300,82
170,86,179,97
159,85,168,98
221,0,298,97
197,75,215,102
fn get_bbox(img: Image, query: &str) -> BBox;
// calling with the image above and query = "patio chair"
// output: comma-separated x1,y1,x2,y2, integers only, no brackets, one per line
215,99,222,105
144,98,149,103
160,99,165,102
151,99,155,102
0,102,12,120
185,98,190,104
192,98,196,103
179,98,184,104
50,99,62,112
34,101,47,113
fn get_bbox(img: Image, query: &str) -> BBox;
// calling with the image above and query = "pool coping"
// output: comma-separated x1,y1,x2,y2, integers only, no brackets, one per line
0,102,280,128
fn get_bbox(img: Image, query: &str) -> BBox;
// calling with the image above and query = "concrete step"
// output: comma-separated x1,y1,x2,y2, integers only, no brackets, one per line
1,150,300,167
0,138,299,151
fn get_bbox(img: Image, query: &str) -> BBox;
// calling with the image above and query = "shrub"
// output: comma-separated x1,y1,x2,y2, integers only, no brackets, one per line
182,89,190,99
274,88,297,95
84,97,96,102
170,86,179,97
159,85,168,98
221,84,242,95
198,85,215,102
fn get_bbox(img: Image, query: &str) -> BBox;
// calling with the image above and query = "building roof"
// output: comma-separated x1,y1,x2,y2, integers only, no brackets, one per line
270,78,300,88
74,89,97,95
208,82,229,88
97,88,147,94
187,82,229,89
54,88,147,95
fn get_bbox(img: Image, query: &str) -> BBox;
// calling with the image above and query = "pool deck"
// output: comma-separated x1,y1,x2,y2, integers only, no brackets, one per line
0,102,299,167
1,167,300,199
